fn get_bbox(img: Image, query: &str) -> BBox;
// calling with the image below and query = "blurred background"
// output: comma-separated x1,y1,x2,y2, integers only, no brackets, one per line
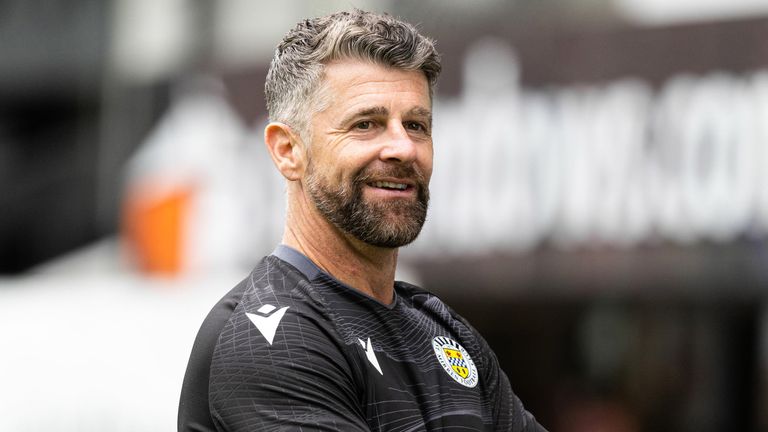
2,0,768,430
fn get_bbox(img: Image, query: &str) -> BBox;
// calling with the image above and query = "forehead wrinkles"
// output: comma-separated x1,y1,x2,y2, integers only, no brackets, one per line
341,76,429,103
331,84,431,122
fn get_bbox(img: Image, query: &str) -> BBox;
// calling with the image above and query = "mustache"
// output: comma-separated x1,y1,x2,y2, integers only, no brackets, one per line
352,164,429,189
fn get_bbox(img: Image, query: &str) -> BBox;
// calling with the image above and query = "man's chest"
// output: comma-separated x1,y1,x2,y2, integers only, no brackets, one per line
330,303,494,431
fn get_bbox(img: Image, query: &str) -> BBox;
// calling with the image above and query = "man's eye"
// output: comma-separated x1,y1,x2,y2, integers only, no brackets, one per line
405,121,426,132
355,121,373,130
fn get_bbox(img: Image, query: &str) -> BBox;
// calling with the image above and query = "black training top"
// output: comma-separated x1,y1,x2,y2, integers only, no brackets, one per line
178,245,547,431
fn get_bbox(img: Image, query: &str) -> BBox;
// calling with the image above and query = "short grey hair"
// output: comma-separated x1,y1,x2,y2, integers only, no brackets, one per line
265,9,441,139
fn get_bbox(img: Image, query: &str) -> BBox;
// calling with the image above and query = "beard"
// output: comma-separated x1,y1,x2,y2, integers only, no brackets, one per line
305,162,429,248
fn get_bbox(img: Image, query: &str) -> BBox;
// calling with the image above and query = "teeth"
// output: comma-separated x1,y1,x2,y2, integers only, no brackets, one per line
372,181,408,190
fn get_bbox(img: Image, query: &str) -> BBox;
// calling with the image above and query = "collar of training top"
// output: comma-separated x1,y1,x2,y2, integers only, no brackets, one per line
271,244,324,280
270,244,400,309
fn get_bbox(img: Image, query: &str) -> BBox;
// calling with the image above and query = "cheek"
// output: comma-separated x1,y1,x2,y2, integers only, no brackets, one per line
309,146,345,184
323,155,364,186
340,148,381,177
318,137,377,181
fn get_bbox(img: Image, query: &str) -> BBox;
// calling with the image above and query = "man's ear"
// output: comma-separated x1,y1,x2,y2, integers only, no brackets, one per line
264,122,305,181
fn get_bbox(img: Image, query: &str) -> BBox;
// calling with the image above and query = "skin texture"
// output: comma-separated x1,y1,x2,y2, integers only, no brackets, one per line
264,60,433,304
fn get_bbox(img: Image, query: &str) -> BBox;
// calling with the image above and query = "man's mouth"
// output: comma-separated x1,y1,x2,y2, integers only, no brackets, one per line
370,181,409,191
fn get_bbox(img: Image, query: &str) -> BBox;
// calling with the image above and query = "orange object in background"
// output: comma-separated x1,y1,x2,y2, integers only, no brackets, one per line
122,183,195,275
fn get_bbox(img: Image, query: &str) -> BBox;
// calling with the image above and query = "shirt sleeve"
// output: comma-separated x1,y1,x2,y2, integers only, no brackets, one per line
208,304,370,432
501,373,549,432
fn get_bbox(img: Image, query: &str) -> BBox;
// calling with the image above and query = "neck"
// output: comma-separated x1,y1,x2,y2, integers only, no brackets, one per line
282,189,398,305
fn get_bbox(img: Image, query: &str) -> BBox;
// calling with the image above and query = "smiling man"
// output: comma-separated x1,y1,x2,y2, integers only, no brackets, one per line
179,10,546,432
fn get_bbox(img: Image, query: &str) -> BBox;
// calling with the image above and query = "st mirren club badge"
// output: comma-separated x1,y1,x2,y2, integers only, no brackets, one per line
432,336,478,388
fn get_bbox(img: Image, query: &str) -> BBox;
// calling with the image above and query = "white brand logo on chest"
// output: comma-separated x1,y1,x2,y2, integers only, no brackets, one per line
359,337,383,375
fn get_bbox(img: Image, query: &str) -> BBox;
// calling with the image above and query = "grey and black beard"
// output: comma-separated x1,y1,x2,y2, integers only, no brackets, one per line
306,163,429,248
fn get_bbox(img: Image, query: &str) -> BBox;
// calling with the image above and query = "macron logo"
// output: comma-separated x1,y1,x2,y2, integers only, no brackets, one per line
246,304,289,345
359,337,383,375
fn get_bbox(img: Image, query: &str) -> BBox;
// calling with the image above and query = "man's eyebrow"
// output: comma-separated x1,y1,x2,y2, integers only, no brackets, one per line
407,106,432,119
337,105,433,127
339,106,389,126
407,107,432,126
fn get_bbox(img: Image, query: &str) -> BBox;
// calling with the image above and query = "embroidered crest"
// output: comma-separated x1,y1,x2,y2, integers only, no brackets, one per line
432,336,478,388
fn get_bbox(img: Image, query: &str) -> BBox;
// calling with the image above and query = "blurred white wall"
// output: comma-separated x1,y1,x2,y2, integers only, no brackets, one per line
617,0,768,24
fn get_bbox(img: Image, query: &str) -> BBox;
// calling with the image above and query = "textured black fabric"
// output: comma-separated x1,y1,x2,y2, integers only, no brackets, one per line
179,252,547,432
178,279,249,432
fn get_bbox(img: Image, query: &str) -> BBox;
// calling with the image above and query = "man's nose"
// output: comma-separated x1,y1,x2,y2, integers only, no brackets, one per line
379,121,417,163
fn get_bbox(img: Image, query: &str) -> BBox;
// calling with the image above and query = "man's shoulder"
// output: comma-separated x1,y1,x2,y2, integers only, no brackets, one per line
178,257,268,432
394,280,469,324
393,279,437,306
393,280,492,360
213,254,345,355
179,254,333,430
234,254,329,317
197,254,309,327
198,256,293,322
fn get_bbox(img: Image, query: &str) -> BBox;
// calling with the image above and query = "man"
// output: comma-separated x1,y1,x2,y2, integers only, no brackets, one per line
179,9,547,432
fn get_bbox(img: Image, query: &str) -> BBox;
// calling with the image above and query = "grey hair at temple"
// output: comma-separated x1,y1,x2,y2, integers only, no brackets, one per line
264,9,442,140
